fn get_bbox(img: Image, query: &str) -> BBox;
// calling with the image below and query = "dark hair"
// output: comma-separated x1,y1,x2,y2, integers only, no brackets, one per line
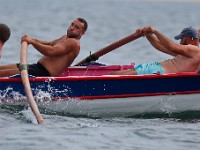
0,23,11,43
77,18,88,32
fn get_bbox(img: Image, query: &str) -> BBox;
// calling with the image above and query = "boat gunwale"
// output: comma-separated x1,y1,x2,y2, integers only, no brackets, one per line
0,72,200,82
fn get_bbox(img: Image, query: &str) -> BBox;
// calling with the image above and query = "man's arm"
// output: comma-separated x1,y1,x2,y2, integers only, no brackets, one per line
29,35,66,46
32,39,79,57
153,29,200,58
145,33,177,56
22,36,79,57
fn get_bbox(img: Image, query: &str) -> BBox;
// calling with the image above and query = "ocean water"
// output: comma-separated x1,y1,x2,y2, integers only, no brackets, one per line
1,0,200,149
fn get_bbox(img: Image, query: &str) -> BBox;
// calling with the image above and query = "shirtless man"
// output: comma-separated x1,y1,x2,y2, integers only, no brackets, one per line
110,26,200,75
0,23,11,58
0,18,87,77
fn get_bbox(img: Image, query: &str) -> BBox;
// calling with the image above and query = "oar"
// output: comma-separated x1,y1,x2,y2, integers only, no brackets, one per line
75,31,143,66
20,41,45,124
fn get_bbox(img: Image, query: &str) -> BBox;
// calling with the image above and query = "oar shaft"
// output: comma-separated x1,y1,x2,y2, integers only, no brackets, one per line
21,71,45,124
20,41,45,124
95,32,142,57
75,32,142,66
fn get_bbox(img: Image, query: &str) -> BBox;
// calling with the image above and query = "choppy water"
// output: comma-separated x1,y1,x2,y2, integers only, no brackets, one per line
1,0,200,149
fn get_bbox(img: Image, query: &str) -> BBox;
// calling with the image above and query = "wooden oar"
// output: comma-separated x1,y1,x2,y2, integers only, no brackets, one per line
20,41,45,124
75,31,143,66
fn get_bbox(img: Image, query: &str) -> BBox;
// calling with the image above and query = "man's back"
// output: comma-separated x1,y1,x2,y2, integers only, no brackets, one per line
161,54,200,73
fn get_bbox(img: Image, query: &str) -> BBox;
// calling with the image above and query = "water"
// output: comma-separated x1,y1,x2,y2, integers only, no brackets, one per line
1,0,200,149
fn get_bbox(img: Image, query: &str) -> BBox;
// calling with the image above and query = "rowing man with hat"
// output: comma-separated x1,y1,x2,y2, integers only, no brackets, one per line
110,26,200,75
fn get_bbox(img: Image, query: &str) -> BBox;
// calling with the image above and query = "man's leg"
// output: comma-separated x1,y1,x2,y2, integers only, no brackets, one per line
109,69,137,75
0,64,18,70
0,64,20,77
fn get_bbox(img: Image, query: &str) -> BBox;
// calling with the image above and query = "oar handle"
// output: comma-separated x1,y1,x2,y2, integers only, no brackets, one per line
75,31,142,66
20,41,45,124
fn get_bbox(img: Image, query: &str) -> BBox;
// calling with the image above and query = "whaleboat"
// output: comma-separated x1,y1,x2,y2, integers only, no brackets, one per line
1,63,200,118
1,32,200,119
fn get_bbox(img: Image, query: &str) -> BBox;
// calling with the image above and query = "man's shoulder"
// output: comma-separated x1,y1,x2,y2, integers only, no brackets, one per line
67,38,80,45
64,38,78,43
63,38,80,50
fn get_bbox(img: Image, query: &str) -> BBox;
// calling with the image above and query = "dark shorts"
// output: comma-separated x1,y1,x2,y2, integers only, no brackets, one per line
28,62,51,77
